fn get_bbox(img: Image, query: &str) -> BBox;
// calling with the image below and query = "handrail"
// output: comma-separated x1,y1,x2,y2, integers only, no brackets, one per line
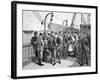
23,43,32,48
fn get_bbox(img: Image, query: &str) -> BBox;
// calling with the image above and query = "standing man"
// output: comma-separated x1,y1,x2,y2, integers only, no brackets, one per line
67,30,73,57
37,33,44,66
63,32,68,59
73,32,79,57
48,32,56,65
43,33,51,63
78,32,89,66
59,31,63,59
82,33,89,66
31,31,38,63
56,33,61,63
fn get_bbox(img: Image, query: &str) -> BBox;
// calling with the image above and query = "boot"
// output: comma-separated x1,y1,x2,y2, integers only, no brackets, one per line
38,58,44,66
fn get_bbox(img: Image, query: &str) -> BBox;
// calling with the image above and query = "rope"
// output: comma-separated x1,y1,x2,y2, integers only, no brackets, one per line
32,11,42,23
81,14,87,24
36,11,43,22
35,11,43,23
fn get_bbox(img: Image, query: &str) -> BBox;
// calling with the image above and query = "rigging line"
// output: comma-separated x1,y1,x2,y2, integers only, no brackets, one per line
82,14,87,24
81,14,85,24
34,11,43,23
35,11,43,22
32,11,42,23
35,11,44,25
36,11,44,23
70,13,76,26
34,11,42,23
81,14,82,24
73,14,77,26
36,11,53,25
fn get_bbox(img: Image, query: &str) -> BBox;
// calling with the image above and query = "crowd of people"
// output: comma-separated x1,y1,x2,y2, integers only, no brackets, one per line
31,30,91,66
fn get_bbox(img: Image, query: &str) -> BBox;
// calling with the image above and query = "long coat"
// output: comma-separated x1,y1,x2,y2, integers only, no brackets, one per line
78,36,89,65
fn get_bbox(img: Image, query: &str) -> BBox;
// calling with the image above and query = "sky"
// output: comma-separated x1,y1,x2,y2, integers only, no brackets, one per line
23,10,90,31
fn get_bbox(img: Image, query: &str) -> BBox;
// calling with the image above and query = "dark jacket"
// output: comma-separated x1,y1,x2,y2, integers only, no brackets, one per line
31,36,38,47
48,36,56,49
56,37,61,45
